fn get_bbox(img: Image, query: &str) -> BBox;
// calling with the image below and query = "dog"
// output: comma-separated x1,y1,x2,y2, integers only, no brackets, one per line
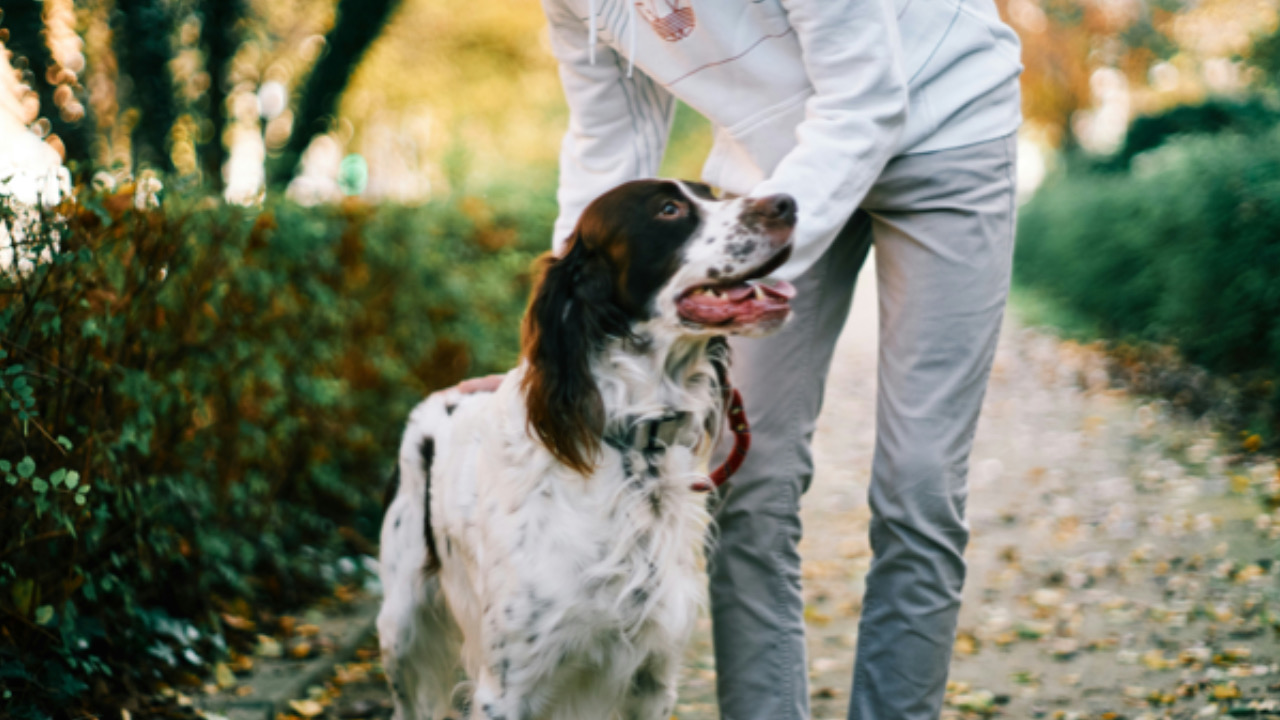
377,179,797,720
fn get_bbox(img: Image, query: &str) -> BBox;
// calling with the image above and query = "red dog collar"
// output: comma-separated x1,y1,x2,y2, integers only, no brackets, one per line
692,388,750,493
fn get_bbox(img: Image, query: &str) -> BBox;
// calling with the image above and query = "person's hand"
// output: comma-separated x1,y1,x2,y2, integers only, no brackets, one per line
454,374,505,394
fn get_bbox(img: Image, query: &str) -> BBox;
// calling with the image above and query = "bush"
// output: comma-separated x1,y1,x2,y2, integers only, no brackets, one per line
0,185,552,717
1015,129,1280,437
1100,97,1280,171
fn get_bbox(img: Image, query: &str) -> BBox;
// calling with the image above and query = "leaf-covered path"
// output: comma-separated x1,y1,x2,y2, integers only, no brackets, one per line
673,255,1280,720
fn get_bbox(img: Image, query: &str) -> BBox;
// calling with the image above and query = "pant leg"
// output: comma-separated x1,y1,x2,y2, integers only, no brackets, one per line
709,212,874,720
849,133,1018,720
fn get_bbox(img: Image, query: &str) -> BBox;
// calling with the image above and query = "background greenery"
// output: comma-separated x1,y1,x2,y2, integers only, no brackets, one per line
0,182,552,717
1015,117,1280,441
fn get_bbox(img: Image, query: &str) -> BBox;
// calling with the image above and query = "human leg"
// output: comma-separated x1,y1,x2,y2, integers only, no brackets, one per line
709,213,873,720
849,134,1018,720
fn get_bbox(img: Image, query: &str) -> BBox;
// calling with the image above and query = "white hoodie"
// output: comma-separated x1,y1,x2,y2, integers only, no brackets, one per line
544,0,1023,280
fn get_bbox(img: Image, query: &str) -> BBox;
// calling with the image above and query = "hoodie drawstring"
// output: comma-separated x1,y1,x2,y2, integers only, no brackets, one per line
587,0,638,78
587,0,599,64
626,1,637,77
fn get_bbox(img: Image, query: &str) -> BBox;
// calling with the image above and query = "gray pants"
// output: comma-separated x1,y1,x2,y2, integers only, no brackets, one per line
708,133,1018,720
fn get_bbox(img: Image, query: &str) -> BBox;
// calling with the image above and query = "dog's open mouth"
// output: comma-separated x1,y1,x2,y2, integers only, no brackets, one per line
676,246,796,327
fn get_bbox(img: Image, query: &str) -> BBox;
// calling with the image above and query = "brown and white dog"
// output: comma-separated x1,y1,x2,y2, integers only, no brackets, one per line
377,180,796,720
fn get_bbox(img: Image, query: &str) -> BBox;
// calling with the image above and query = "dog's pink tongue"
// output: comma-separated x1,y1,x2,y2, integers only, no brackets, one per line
677,281,796,326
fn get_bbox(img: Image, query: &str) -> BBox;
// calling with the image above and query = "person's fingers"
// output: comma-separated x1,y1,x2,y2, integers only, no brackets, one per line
455,374,505,394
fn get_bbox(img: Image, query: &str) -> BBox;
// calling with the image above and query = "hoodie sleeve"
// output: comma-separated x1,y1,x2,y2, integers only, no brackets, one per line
749,0,910,281
543,0,676,252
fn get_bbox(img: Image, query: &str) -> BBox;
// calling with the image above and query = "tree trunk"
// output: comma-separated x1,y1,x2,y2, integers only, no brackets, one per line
267,0,402,188
112,0,176,174
197,0,244,192
2,0,96,170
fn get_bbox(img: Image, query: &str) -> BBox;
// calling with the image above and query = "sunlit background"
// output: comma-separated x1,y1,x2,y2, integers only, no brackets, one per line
2,0,1278,205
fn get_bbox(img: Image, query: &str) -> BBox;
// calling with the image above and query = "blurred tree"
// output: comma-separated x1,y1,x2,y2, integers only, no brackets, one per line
269,0,402,187
112,0,176,172
1250,23,1280,90
1,0,95,167
198,0,245,190
1000,0,1176,149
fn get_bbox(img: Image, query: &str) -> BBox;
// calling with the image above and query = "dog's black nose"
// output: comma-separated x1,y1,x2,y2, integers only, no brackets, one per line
749,194,797,225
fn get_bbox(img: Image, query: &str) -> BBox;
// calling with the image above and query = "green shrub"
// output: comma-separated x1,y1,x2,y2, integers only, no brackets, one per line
1015,129,1280,436
0,185,553,717
1100,97,1280,171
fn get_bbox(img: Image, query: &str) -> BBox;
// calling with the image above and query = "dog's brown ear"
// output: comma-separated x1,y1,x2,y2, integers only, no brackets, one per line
520,235,631,475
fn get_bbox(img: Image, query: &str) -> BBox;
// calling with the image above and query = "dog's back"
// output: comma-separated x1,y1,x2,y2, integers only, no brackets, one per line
378,384,498,719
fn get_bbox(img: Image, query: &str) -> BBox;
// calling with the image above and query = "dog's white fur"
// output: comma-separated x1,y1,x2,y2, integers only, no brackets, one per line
377,184,790,720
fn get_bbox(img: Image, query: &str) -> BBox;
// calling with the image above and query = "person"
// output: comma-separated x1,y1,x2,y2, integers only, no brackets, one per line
537,1,1022,718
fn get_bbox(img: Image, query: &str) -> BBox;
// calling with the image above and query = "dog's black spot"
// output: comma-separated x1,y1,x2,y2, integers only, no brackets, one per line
707,267,721,280
630,587,650,607
648,490,662,515
498,657,510,690
420,437,441,574
445,402,457,415
726,239,758,260
526,591,554,628
526,632,538,644
381,464,400,514
482,703,507,720
394,516,401,530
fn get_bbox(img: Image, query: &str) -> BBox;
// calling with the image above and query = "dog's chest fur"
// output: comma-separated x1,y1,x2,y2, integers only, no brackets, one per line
430,336,719,702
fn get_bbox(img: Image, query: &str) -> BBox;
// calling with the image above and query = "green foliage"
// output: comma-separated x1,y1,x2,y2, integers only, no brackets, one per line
1016,129,1280,434
0,185,552,717
1099,97,1280,171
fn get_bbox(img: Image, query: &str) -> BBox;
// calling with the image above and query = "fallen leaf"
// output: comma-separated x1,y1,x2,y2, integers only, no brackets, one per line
804,606,832,626
230,652,254,673
289,699,325,717
812,687,839,699
1211,683,1241,700
255,635,282,658
220,613,255,632
950,689,996,714
214,662,236,689
954,630,980,657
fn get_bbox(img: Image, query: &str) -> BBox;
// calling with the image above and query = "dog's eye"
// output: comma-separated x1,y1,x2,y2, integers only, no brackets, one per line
657,201,685,219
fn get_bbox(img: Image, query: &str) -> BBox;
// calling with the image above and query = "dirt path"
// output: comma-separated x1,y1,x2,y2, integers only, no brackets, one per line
674,253,1280,720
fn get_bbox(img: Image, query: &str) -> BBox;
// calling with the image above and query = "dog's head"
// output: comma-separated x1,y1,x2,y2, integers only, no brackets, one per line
521,179,797,473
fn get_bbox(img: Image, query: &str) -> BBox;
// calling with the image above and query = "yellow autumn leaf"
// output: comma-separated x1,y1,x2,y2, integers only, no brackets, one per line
214,662,236,689
288,699,326,717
